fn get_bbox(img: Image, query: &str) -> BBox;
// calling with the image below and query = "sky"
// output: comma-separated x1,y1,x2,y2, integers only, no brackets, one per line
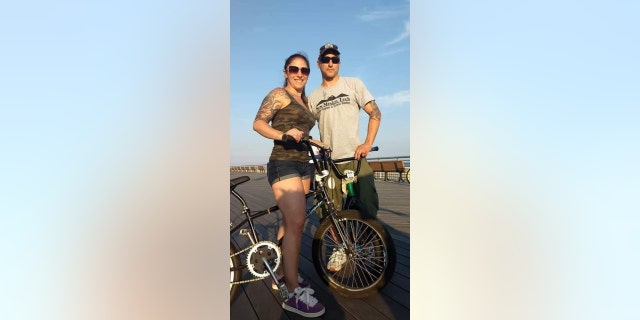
1,0,639,319
1,1,229,319
418,1,640,318
230,0,410,165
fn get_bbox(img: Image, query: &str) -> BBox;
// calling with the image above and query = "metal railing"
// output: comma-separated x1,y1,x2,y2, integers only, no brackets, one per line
230,155,410,183
367,156,410,182
229,165,267,173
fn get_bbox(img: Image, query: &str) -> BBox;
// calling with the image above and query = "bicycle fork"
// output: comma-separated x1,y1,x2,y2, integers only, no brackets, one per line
313,171,359,252
329,215,357,252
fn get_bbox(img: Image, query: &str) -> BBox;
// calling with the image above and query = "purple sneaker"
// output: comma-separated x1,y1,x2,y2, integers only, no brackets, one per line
282,287,325,317
271,273,310,290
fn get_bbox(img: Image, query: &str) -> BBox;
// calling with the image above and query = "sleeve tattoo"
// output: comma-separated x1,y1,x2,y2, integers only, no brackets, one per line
368,101,382,121
254,89,286,122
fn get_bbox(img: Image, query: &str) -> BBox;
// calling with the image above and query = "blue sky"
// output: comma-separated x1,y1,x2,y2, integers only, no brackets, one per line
1,0,639,319
1,1,228,319
230,0,410,165
416,1,640,318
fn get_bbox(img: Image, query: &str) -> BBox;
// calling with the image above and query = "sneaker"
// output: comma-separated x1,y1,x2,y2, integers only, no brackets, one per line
271,273,310,290
327,247,347,272
282,287,325,317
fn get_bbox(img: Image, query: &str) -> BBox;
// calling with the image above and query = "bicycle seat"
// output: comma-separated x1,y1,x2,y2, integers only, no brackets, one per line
230,176,250,191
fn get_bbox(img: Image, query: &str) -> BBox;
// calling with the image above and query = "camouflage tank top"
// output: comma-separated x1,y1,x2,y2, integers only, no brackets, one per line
269,91,316,162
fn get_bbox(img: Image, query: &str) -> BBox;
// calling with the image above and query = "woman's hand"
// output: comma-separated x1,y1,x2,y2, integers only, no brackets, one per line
284,128,304,142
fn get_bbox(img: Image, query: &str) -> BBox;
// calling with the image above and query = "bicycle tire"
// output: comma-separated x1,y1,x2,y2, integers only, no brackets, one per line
311,210,396,298
230,242,242,304
344,196,360,211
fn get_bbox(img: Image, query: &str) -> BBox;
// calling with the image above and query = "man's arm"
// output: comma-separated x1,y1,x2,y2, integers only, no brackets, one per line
355,100,381,159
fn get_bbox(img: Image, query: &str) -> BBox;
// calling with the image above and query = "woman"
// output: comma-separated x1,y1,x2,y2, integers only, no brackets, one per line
253,52,325,317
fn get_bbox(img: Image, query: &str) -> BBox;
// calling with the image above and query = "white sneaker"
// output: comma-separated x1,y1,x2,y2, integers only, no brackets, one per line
327,247,347,272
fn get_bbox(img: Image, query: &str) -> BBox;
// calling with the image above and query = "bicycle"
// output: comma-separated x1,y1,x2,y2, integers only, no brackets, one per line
230,138,396,303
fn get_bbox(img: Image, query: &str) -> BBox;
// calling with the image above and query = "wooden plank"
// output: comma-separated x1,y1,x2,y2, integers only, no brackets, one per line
230,172,409,320
230,288,260,320
243,282,283,320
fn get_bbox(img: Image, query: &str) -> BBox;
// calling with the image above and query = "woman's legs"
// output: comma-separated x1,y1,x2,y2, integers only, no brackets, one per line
275,178,310,276
276,178,311,240
272,177,310,292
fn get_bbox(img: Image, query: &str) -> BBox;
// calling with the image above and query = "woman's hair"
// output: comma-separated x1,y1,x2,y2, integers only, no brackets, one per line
282,52,310,106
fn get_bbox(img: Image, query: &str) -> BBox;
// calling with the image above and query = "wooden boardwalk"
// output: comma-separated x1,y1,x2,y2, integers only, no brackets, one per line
230,172,410,320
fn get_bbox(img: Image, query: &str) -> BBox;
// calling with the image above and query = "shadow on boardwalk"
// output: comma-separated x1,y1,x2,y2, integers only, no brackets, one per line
230,172,410,320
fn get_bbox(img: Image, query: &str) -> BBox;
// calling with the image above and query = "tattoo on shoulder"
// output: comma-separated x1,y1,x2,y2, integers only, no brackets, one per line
254,88,286,122
369,101,382,120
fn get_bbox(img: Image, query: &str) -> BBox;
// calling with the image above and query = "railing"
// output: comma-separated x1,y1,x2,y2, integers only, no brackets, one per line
230,155,410,183
229,165,267,173
367,156,410,182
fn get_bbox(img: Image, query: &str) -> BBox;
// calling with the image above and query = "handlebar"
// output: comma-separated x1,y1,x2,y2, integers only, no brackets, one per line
296,137,378,179
332,146,379,163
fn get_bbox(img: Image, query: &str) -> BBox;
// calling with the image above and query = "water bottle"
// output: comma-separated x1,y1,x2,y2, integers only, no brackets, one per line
346,181,355,196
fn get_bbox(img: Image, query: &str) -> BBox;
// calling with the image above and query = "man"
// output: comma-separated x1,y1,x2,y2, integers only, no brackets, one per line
308,43,383,271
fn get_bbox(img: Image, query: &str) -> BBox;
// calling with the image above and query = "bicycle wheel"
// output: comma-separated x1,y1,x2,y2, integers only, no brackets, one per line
344,196,360,211
311,210,396,298
230,242,242,304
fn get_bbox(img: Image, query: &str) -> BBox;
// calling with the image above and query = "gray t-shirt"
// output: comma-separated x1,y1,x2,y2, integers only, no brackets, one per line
308,77,375,159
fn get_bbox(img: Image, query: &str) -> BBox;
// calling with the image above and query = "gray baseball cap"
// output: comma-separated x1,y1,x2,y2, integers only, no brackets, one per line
318,43,340,57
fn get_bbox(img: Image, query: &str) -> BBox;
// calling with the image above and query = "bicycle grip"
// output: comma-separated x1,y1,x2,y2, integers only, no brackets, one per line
281,134,295,142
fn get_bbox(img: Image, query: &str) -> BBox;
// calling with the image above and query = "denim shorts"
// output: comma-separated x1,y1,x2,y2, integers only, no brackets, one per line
267,160,314,185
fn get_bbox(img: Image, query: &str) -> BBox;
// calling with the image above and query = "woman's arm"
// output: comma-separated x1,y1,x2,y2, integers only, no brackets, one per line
253,88,288,140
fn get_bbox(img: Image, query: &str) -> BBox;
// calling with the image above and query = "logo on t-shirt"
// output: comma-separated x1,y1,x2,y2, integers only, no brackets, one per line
315,93,351,112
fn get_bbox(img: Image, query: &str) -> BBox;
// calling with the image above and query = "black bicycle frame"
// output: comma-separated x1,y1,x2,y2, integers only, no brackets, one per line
230,138,373,254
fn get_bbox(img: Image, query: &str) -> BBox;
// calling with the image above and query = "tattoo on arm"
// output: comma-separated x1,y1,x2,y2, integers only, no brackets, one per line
254,89,286,122
368,101,382,121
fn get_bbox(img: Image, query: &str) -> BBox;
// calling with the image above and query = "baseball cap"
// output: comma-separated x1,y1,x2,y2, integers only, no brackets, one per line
318,43,340,57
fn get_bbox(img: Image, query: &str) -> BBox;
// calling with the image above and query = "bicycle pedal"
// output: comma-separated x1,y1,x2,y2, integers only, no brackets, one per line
239,229,250,236
277,282,289,301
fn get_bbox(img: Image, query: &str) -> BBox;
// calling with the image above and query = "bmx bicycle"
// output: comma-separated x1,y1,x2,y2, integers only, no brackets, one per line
230,137,396,303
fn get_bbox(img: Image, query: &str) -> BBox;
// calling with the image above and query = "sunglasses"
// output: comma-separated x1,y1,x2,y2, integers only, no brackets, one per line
319,56,340,64
287,66,310,75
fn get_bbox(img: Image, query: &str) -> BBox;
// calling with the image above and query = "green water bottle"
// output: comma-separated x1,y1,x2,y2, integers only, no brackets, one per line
346,181,355,196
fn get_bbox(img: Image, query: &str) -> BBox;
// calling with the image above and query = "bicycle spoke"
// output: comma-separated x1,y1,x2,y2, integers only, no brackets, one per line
320,217,389,290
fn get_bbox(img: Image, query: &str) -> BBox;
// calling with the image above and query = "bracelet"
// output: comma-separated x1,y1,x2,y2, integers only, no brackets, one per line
281,133,286,141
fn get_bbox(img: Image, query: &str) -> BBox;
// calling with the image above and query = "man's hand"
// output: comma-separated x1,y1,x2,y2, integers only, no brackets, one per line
354,143,373,160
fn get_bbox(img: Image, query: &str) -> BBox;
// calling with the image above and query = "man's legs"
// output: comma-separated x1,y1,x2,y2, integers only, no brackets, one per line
325,162,345,212
354,159,379,219
317,159,379,220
